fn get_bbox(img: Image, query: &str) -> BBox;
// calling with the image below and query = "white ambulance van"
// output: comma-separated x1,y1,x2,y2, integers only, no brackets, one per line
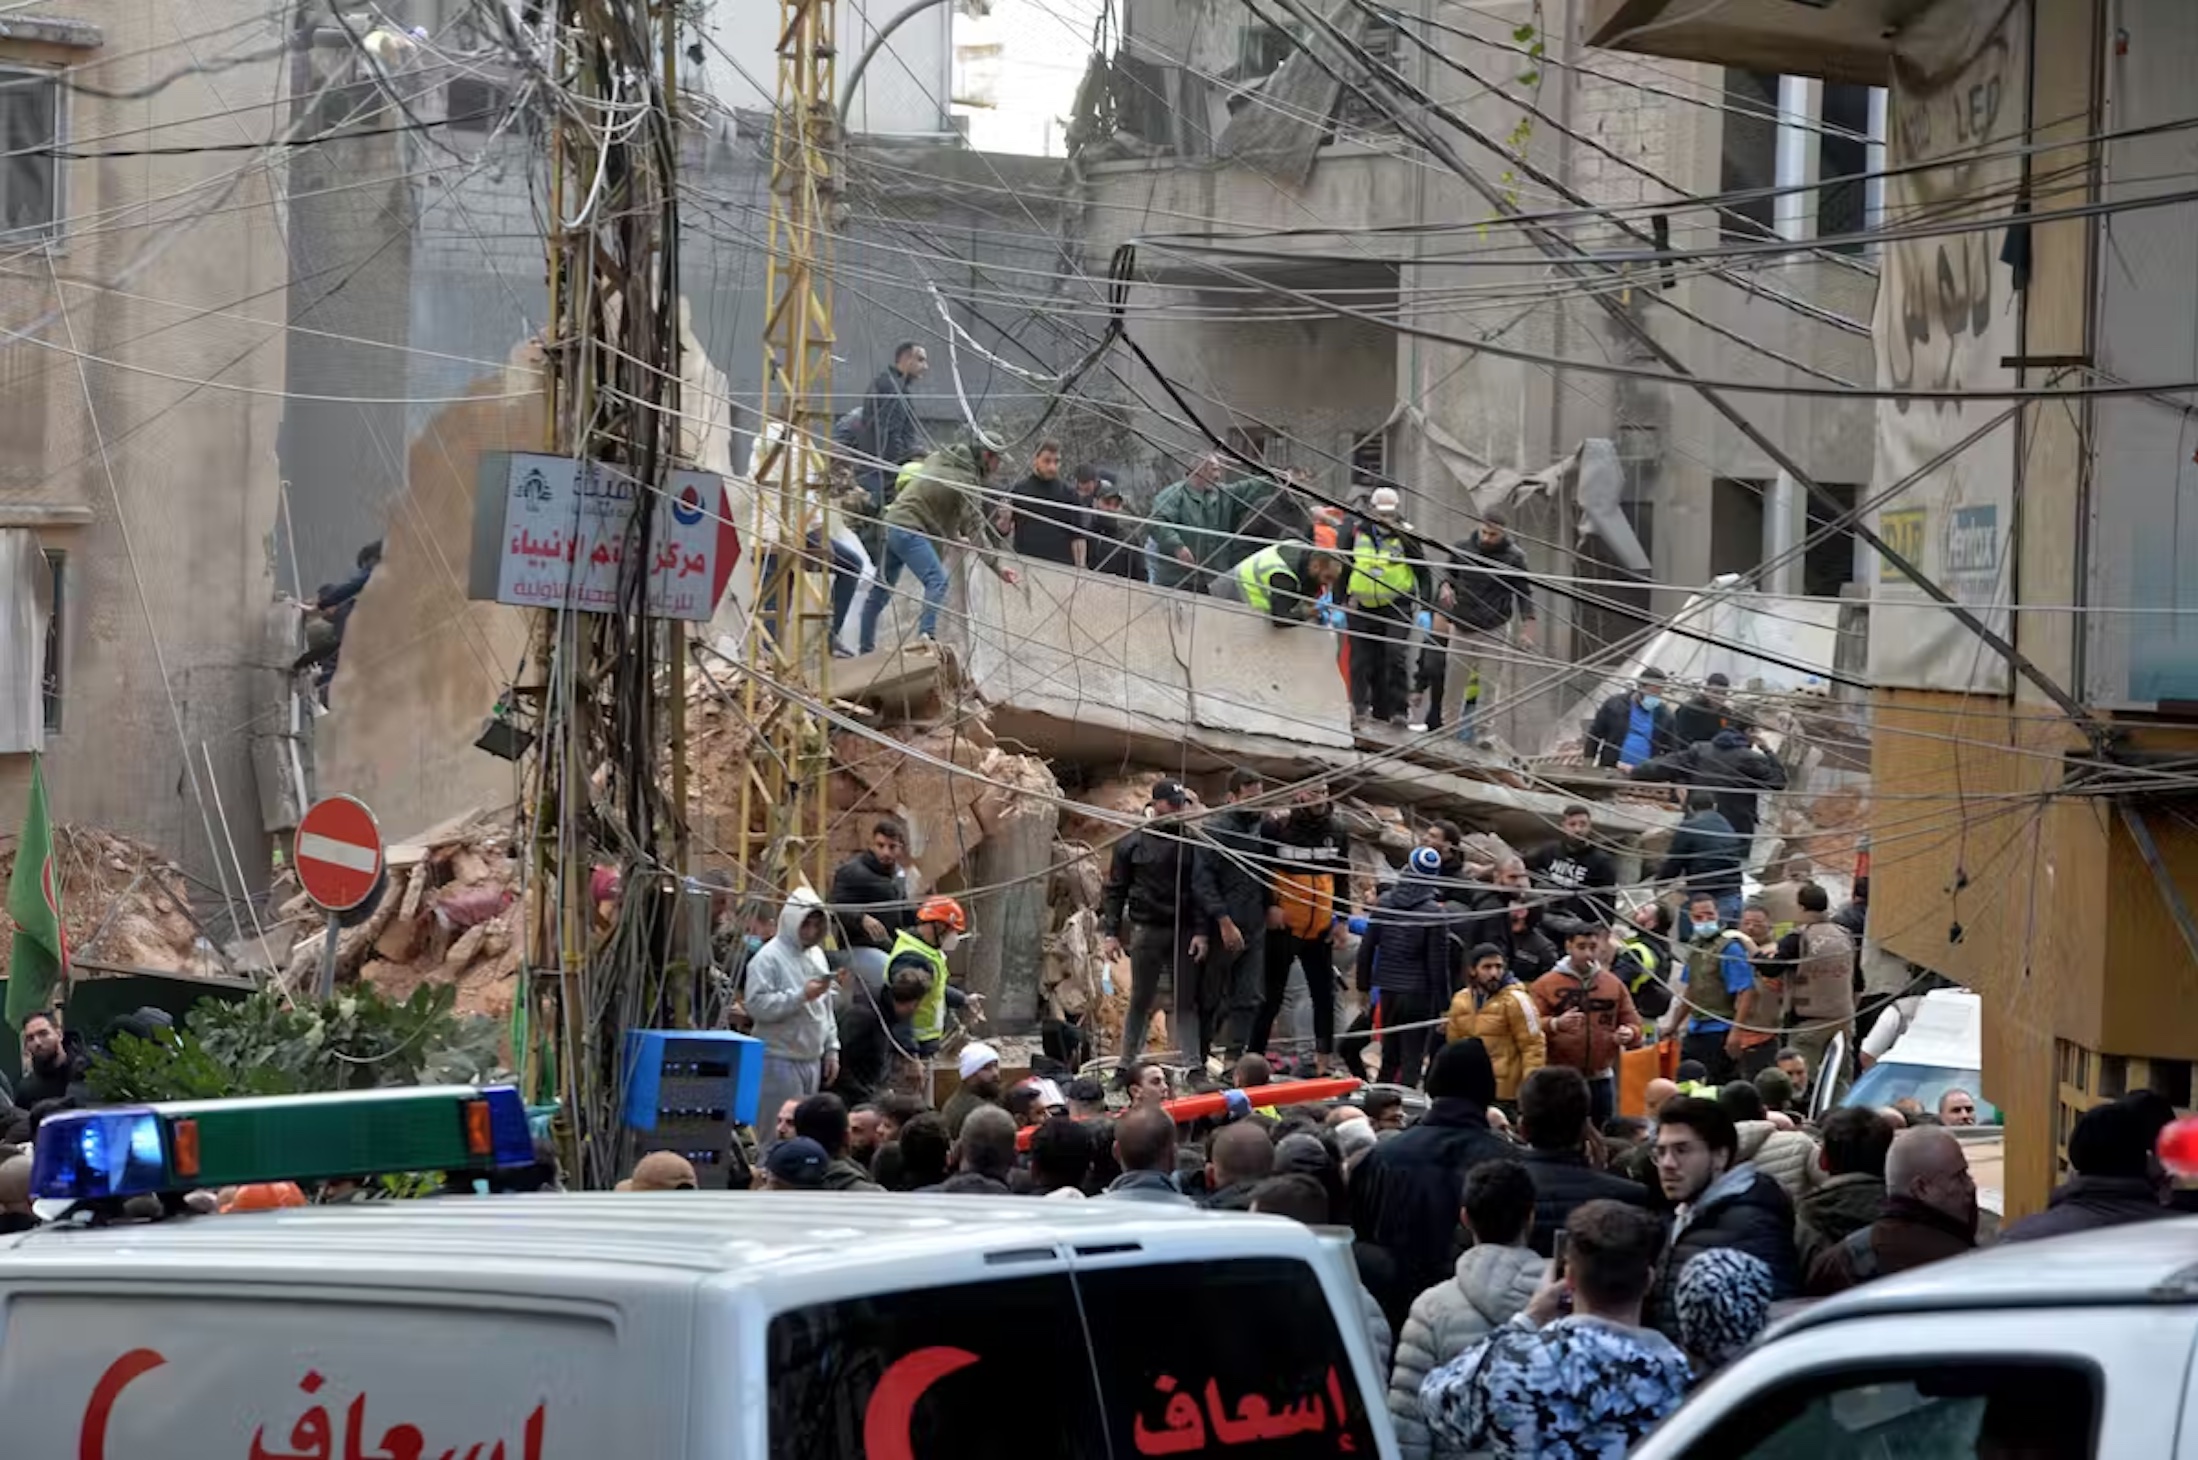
1,1087,1397,1459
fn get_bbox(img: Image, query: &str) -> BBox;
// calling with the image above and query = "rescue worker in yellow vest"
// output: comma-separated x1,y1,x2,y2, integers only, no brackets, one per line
1613,903,1676,1026
1340,486,1430,726
1212,538,1343,625
885,896,986,1055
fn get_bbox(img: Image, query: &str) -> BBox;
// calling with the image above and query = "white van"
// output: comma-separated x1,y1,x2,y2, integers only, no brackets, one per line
2,1192,1398,1459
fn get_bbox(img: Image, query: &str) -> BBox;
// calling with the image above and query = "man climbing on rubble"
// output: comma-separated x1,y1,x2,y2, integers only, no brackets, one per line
1103,780,1220,1078
1212,538,1345,625
886,896,985,1057
1436,511,1535,739
854,341,928,509
854,426,1023,655
741,889,842,1134
1629,723,1789,842
827,817,912,999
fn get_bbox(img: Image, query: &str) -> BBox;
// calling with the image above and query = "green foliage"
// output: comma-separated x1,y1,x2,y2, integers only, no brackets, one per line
1497,7,1549,208
87,983,507,1105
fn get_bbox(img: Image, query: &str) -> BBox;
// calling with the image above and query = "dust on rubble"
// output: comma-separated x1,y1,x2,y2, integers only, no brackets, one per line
0,824,220,974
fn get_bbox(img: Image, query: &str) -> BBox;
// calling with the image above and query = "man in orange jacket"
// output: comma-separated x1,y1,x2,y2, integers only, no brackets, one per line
1248,784,1352,1073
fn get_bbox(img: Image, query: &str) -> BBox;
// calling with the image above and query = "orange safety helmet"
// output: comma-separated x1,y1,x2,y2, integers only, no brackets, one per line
915,896,968,933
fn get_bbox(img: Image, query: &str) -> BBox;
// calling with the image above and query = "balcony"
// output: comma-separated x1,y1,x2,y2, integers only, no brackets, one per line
1586,0,1900,86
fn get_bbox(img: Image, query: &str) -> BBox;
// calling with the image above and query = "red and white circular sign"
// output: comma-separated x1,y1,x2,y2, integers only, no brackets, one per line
294,794,384,912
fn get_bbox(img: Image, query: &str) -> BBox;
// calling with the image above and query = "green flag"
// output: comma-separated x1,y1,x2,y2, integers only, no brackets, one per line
6,754,66,1028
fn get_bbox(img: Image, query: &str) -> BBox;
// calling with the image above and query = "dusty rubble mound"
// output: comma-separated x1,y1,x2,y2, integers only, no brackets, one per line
275,809,523,1019
0,824,218,974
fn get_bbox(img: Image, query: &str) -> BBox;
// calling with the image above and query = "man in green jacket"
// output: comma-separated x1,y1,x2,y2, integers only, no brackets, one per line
856,434,1022,652
1149,453,1266,592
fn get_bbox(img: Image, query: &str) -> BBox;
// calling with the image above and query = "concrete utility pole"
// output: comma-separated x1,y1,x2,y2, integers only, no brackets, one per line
742,0,837,899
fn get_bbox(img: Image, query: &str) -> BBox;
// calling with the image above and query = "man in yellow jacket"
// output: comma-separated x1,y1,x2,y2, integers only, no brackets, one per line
1447,942,1547,1111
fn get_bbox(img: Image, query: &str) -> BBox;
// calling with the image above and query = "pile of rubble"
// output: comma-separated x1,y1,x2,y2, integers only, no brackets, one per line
0,824,219,974
275,809,523,1019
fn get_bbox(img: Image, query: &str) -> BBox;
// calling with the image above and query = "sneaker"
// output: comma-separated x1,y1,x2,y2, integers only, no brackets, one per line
831,644,854,660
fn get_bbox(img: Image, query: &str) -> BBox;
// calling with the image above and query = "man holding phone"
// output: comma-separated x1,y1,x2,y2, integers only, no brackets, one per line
743,889,843,1135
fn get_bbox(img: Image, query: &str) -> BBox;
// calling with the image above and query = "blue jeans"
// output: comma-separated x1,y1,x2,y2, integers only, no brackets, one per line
859,525,949,652
759,532,863,645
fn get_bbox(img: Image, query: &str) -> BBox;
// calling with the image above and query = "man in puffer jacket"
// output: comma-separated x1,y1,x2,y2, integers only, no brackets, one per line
1387,1159,1546,1460
1446,943,1545,1108
1366,846,1462,1088
1646,1097,1800,1342
1733,1115,1821,1206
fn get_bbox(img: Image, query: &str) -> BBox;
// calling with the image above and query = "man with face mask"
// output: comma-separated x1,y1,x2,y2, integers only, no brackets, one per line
742,890,842,1134
1586,670,1678,771
1806,1127,1977,1295
888,897,984,1056
1525,804,1617,928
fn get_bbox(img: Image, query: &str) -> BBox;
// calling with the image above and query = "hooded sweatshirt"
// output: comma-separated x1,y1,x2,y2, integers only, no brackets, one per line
1388,1243,1547,1460
742,890,841,1065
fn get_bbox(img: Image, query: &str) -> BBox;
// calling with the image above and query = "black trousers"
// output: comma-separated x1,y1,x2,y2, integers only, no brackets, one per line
1348,602,1412,720
1213,926,1268,1062
1251,930,1337,1055
1681,1030,1778,1087
1120,921,1203,1069
1376,989,1443,1088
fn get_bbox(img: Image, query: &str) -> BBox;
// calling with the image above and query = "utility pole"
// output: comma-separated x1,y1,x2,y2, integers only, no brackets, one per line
742,0,837,900
528,0,687,1187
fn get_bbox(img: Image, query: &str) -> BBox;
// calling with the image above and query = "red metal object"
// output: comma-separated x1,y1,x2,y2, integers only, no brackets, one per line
1013,1077,1364,1151
293,794,384,913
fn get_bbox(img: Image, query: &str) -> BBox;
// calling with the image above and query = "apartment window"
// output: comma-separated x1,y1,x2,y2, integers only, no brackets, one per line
1719,70,1779,241
1817,82,1872,250
1237,21,1300,82
1224,425,1273,467
0,68,59,239
1330,19,1401,138
40,548,60,732
1348,428,1386,488
1804,483,1861,599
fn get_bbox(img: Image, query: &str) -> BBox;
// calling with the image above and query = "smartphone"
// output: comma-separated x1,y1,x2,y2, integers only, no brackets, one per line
1552,1226,1569,1281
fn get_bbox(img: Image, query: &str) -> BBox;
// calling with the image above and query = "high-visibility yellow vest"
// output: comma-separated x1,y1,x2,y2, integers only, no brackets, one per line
891,928,952,1042
1347,527,1414,606
1235,544,1293,612
1617,934,1661,993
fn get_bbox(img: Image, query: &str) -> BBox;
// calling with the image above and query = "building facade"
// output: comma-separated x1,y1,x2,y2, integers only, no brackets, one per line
0,0,288,903
1593,0,2198,1214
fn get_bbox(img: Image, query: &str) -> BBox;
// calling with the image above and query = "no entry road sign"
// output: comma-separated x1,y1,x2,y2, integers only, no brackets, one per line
294,794,384,913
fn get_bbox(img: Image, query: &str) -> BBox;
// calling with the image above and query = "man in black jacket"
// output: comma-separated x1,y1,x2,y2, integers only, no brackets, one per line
1630,726,1789,840
1433,511,1535,735
1350,1038,1513,1303
1194,770,1274,1063
1646,1096,1800,1340
827,818,912,998
1006,438,1087,569
2003,1091,2176,1242
832,969,923,1107
1672,672,1738,747
1104,780,1221,1078
1365,845,1459,1088
1516,1066,1653,1255
1657,792,1746,925
1525,804,1619,927
1084,480,1145,581
857,342,928,507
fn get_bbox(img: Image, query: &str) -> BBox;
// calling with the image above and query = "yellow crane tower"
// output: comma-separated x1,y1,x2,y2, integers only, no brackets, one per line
742,0,838,899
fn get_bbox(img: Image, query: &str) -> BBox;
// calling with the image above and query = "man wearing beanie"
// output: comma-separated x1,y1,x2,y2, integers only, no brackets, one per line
1365,844,1464,1088
1349,1038,1512,1305
2003,1090,2175,1241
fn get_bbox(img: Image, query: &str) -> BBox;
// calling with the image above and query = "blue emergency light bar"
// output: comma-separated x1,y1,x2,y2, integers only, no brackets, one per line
31,1084,536,1202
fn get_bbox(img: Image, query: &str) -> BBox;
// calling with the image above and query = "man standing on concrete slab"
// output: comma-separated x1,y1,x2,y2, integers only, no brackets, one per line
1103,780,1220,1076
1149,453,1259,593
1250,783,1353,1075
1435,510,1535,738
857,341,927,509
1342,486,1427,726
1195,769,1275,1064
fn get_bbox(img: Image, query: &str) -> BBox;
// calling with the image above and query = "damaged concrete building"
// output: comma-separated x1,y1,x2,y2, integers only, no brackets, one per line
1071,0,1882,748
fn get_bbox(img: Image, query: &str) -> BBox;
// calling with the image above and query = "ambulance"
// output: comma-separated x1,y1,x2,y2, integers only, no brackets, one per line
2,1085,1397,1459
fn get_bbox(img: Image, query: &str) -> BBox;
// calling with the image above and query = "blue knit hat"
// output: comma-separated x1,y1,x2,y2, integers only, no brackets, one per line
1409,845,1442,876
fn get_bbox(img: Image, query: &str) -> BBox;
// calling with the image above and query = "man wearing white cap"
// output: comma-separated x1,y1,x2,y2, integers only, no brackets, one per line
1342,485,1428,728
943,1042,1005,1139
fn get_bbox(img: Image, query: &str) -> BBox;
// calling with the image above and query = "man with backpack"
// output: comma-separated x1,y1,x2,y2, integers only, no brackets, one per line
1766,883,1857,1100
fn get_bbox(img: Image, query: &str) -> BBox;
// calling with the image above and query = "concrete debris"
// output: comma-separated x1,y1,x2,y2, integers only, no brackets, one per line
275,811,523,1019
0,824,220,975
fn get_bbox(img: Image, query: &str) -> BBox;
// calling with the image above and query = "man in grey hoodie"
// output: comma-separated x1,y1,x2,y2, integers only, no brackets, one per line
1387,1159,1546,1460
743,889,841,1138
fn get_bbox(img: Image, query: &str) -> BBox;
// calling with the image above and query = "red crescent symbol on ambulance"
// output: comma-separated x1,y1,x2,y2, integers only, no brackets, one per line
79,1348,167,1460
862,1345,980,1460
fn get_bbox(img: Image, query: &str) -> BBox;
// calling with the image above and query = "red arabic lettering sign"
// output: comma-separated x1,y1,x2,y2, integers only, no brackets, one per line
78,1351,547,1460
494,454,739,622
